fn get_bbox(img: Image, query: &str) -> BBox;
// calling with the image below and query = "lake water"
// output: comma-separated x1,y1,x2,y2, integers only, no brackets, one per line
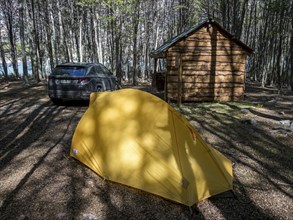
0,61,52,77
0,62,32,76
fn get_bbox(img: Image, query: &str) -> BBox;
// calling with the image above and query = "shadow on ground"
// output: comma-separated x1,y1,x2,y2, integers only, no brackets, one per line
0,82,292,219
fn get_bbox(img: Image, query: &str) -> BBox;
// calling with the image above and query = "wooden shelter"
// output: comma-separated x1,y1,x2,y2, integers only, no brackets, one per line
150,19,253,102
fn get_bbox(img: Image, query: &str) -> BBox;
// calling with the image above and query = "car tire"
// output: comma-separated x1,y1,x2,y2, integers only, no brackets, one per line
115,84,121,90
96,85,103,92
51,98,62,105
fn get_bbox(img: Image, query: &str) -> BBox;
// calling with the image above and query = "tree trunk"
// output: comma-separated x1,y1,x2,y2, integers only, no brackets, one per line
244,0,254,43
36,0,44,79
30,0,40,81
48,1,58,65
79,14,83,62
0,29,8,79
62,20,70,62
3,0,19,78
132,1,140,85
276,1,285,90
226,0,230,32
28,36,35,81
290,2,293,91
91,8,98,63
109,9,115,72
114,11,123,83
96,14,103,64
44,0,54,72
56,0,64,62
19,0,29,83
237,0,248,40
220,0,227,29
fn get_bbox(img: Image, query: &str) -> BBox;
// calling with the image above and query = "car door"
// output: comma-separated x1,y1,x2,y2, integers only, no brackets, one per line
101,65,117,90
95,64,112,91
85,66,99,92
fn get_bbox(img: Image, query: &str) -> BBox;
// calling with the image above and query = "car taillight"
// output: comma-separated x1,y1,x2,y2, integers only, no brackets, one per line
49,76,55,81
78,78,90,85
48,76,56,85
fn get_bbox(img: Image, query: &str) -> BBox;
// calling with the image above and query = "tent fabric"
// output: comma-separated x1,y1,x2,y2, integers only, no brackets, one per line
70,89,233,206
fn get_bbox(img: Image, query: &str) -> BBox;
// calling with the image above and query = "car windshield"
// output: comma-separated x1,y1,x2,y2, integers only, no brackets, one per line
53,66,86,77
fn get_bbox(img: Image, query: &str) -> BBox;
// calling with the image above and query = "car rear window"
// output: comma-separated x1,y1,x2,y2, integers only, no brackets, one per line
52,66,86,77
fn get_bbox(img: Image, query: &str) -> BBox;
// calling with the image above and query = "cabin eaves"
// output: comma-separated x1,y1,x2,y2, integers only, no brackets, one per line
150,19,253,59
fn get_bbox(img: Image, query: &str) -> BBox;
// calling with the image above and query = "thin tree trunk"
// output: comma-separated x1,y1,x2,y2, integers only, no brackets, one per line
68,28,74,62
290,2,293,91
115,12,123,82
62,20,70,62
3,0,19,78
252,0,258,81
36,0,44,79
44,0,54,71
28,36,35,81
109,9,115,72
96,15,103,64
132,0,140,85
79,15,83,62
237,0,248,40
57,0,64,62
276,1,285,90
48,1,58,65
19,0,29,83
226,0,230,32
0,29,8,79
30,0,40,81
92,8,98,63
245,0,254,43
221,0,227,29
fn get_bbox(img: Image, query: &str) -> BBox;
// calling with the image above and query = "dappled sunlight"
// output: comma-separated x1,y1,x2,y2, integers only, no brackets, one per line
1,81,291,218
139,133,156,150
71,88,233,206
100,107,122,123
178,101,292,196
175,93,292,218
117,139,142,167
0,85,85,218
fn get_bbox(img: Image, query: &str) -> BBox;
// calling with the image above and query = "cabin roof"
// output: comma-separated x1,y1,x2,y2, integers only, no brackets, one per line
150,19,253,58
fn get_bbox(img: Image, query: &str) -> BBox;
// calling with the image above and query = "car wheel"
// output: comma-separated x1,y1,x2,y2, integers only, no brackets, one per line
51,98,62,105
96,85,103,92
115,84,121,90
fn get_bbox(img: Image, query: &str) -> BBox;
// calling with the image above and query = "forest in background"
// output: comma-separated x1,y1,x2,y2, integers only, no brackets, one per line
0,0,292,89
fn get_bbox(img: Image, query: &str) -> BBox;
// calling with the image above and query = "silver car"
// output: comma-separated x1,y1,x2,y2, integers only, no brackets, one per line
48,63,118,104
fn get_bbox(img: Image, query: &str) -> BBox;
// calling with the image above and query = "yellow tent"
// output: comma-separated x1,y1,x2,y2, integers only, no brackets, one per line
70,89,232,206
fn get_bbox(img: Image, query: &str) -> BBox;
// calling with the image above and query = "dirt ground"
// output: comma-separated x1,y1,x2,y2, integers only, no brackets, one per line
0,81,292,220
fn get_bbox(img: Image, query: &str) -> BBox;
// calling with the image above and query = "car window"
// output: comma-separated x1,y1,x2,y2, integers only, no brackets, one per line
95,65,104,75
53,66,86,77
87,67,97,76
98,64,112,76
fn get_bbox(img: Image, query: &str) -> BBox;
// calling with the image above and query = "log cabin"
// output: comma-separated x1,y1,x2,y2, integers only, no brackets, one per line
150,19,253,103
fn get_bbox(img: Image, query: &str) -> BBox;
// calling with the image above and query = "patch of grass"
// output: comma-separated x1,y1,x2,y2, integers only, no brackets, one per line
172,101,258,119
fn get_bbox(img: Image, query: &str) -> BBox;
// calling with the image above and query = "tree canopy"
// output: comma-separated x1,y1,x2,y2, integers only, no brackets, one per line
0,0,292,89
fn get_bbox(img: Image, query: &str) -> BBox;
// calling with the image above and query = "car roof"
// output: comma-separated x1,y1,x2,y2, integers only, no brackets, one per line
55,62,99,68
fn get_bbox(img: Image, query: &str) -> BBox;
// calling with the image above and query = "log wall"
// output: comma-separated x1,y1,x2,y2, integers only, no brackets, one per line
165,24,248,102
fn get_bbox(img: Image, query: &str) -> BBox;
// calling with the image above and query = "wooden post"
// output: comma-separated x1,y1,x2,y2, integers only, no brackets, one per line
178,54,183,106
164,69,168,101
153,58,157,88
